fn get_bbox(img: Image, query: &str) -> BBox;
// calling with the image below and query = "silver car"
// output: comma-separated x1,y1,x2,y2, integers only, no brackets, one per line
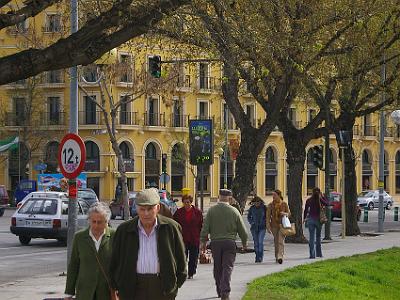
357,190,393,211
10,192,88,245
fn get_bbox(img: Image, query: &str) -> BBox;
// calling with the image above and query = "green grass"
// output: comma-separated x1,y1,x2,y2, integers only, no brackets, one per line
243,247,400,300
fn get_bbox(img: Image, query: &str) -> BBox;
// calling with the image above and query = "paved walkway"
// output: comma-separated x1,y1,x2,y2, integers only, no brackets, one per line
1,230,399,300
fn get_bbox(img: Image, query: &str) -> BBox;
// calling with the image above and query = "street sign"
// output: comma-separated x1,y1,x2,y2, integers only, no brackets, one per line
189,119,214,165
159,173,170,184
58,133,86,179
33,163,47,171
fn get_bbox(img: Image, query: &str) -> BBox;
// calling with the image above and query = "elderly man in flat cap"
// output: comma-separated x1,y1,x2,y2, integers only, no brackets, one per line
200,189,248,300
110,188,187,300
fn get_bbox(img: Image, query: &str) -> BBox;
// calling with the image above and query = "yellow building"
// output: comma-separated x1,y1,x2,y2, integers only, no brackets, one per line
1,3,400,203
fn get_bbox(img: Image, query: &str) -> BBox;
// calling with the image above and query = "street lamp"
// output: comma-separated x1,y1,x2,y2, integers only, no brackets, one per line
337,130,351,239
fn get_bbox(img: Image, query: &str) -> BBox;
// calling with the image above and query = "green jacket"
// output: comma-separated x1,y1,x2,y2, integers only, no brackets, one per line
200,202,248,245
110,215,187,300
65,227,115,300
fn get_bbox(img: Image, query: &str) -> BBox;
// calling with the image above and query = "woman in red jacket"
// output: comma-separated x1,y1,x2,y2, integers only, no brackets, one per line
173,194,203,279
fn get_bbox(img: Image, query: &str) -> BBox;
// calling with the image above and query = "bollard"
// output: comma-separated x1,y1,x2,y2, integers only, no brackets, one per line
395,207,399,222
363,206,369,223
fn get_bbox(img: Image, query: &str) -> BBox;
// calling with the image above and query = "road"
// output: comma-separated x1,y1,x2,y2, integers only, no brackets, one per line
0,206,399,286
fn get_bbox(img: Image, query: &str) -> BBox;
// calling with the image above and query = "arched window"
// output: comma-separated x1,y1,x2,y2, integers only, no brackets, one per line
84,141,100,171
145,142,160,188
265,147,277,194
171,143,186,192
119,141,134,172
146,143,157,159
45,141,59,173
362,150,372,190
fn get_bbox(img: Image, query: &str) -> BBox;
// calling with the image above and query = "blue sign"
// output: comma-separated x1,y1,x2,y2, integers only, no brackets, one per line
37,173,87,191
189,119,214,165
33,163,47,171
159,173,170,184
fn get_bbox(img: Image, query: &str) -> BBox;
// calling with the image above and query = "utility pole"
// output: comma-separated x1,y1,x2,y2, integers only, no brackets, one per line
67,0,79,265
324,129,332,240
224,104,228,189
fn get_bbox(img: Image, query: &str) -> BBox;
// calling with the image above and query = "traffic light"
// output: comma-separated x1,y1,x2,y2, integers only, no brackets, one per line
148,55,161,78
162,153,167,173
313,145,324,169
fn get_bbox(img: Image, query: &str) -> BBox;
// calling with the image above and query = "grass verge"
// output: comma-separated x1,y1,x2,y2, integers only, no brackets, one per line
243,247,400,300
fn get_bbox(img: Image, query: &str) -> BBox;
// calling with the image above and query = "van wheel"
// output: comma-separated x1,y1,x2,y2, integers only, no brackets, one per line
0,208,5,217
19,236,31,245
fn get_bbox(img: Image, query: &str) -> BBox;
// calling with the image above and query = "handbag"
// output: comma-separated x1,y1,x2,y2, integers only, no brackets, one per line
199,250,212,264
279,223,296,236
281,215,291,228
94,251,119,300
319,199,328,224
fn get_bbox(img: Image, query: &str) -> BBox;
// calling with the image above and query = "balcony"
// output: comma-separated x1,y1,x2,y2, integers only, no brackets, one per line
43,24,62,33
116,63,133,83
362,163,373,175
384,126,394,137
197,76,221,92
363,125,376,136
143,113,166,126
145,159,160,175
171,160,186,175
40,112,66,126
118,111,139,125
84,159,100,172
79,111,102,125
176,75,191,89
43,70,64,84
122,158,134,172
170,114,189,128
4,112,28,126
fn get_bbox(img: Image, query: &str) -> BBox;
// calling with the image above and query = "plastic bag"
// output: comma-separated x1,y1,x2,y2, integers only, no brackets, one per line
281,215,291,228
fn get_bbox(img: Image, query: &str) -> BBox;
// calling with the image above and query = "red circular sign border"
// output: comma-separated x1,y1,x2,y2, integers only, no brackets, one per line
58,133,86,179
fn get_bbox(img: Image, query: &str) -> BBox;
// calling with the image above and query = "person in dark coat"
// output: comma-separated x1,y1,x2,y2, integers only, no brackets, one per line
303,187,329,259
65,202,115,300
247,196,267,262
173,194,203,279
110,188,187,300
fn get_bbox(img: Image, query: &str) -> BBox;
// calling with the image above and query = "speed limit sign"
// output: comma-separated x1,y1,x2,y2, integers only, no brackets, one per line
58,133,86,179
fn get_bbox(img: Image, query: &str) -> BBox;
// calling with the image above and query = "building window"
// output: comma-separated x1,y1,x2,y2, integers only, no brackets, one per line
46,70,63,83
119,54,132,83
84,95,97,124
171,144,186,192
146,97,159,126
198,101,209,119
119,95,131,125
145,143,160,189
199,63,209,89
14,97,26,126
119,142,134,172
172,99,184,127
44,14,61,32
245,104,255,127
362,150,372,190
44,142,59,173
265,147,277,194
48,97,61,125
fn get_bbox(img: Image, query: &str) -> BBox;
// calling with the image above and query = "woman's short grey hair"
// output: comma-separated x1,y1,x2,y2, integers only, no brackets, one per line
88,202,111,222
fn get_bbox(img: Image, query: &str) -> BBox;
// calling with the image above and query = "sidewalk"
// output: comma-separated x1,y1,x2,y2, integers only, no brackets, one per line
1,231,399,300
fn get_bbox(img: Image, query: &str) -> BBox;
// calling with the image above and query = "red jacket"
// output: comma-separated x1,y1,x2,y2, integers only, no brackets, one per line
173,206,203,247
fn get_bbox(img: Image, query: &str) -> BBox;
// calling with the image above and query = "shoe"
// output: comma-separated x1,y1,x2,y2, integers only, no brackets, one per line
309,256,315,259
278,258,283,264
221,295,230,300
188,275,193,279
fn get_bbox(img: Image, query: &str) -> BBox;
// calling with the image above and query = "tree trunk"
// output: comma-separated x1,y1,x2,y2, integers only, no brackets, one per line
232,127,267,208
285,142,308,243
343,143,361,235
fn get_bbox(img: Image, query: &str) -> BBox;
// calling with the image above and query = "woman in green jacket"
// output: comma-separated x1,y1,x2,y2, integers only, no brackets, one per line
65,202,115,300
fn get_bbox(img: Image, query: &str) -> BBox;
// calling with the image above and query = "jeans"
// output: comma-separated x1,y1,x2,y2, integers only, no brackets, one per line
185,244,199,277
307,218,322,258
250,228,266,262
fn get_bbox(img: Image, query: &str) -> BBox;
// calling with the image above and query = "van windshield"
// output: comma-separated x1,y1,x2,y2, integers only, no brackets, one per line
19,199,58,215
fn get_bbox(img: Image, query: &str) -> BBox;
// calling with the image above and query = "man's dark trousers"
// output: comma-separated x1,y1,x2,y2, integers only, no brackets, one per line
210,239,236,298
186,244,199,277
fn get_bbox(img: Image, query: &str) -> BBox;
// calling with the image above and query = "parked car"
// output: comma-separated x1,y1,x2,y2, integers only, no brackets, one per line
109,191,138,219
77,188,99,207
329,192,361,221
10,191,88,245
357,190,393,210
0,185,9,217
14,179,37,206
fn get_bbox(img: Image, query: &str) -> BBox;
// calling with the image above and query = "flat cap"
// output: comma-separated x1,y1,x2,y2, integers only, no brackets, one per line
135,188,160,206
219,189,232,196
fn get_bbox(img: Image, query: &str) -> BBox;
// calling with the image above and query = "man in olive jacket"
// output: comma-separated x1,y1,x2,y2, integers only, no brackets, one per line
110,188,187,300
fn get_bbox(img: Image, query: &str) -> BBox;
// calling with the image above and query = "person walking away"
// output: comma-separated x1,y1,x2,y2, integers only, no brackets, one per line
303,187,329,259
65,202,115,300
173,194,203,279
110,188,187,300
247,196,267,262
200,189,248,300
266,189,290,264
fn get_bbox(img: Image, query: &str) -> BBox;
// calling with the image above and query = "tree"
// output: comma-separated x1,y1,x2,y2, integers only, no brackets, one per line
0,0,190,85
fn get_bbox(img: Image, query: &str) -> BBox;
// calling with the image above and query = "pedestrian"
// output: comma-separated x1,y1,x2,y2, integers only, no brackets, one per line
229,196,242,214
200,189,248,300
173,194,203,279
266,189,290,264
303,187,329,259
247,196,267,262
110,188,187,300
64,202,115,300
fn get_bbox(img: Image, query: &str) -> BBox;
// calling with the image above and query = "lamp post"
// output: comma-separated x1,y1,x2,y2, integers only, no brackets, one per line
224,104,228,189
337,130,351,239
